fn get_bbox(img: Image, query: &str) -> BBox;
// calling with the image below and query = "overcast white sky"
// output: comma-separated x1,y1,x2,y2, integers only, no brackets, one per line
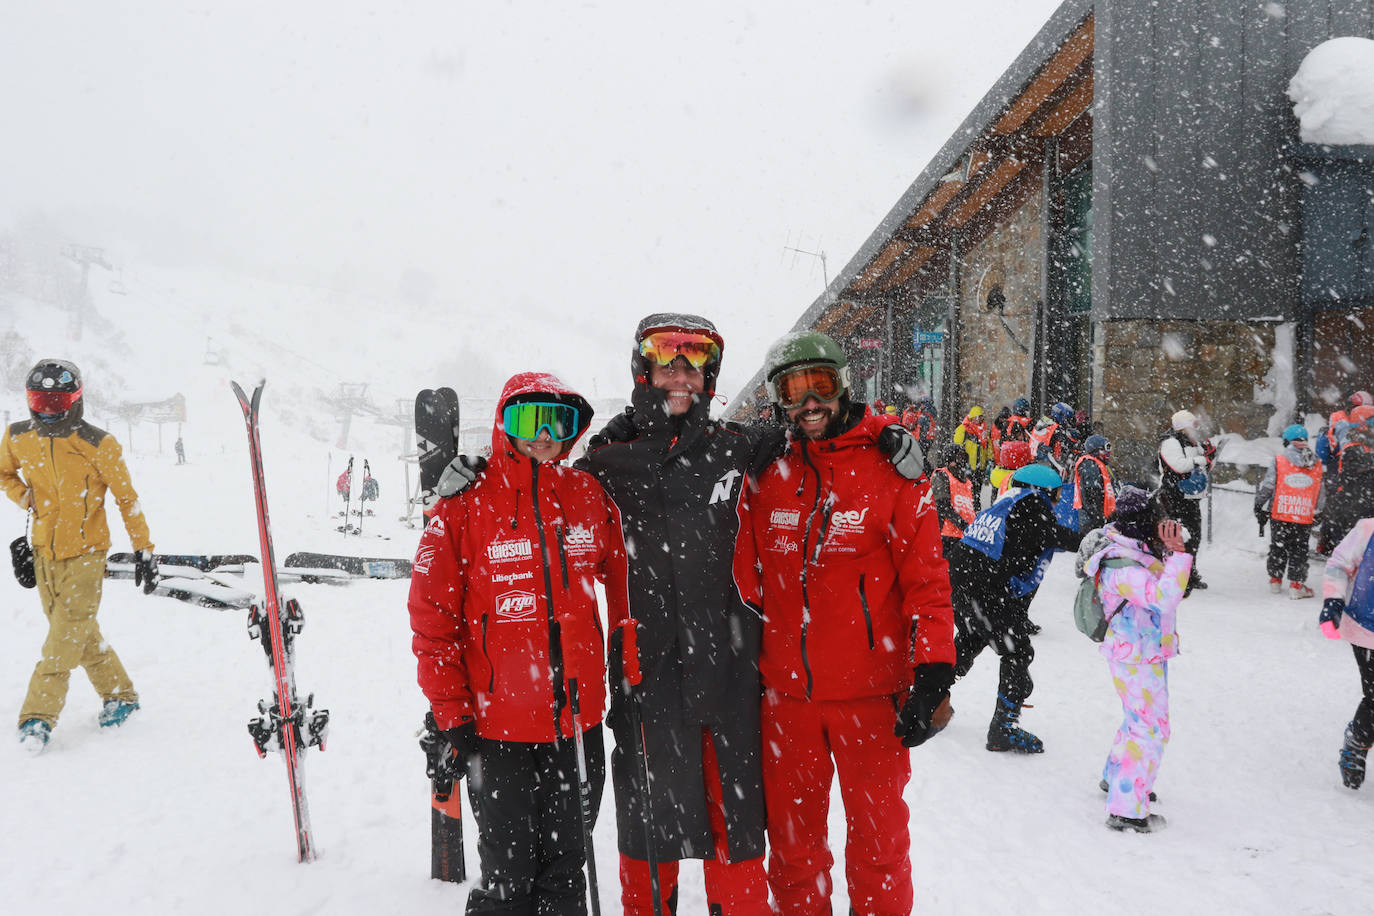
0,0,1064,400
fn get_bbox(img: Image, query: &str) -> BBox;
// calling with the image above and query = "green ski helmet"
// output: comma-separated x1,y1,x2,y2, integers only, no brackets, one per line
764,331,851,405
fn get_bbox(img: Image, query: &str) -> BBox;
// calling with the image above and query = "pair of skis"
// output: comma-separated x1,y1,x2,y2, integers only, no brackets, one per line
414,386,468,883
337,456,379,536
232,381,329,863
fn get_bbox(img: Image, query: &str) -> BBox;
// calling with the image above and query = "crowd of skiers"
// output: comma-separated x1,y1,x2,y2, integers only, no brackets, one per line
403,314,1374,914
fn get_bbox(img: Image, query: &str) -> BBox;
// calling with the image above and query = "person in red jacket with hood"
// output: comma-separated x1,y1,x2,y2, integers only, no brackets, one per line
735,331,956,916
408,371,633,914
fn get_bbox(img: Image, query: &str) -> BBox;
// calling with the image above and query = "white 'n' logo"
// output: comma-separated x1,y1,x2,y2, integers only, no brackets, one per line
709,469,742,506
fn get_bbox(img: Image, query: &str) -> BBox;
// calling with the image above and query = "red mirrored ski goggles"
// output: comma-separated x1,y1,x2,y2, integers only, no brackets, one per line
27,387,82,414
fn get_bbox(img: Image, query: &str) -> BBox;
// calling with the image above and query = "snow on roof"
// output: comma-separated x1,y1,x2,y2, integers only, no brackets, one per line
1288,36,1374,146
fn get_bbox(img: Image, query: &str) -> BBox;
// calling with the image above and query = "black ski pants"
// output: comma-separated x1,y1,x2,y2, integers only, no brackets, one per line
1266,520,1313,584
1160,488,1204,587
464,726,605,915
950,586,1035,708
1352,646,1374,747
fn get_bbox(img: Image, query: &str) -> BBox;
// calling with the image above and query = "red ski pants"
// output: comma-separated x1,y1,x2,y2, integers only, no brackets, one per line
762,688,913,916
619,728,771,915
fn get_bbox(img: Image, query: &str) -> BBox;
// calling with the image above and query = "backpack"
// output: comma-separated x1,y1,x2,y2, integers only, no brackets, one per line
1073,557,1138,641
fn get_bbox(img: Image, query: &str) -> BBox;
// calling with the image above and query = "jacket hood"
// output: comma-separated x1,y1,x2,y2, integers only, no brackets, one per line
490,372,593,467
1283,442,1319,468
1081,527,1159,577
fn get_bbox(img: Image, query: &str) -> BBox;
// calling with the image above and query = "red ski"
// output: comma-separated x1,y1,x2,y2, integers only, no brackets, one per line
232,380,329,863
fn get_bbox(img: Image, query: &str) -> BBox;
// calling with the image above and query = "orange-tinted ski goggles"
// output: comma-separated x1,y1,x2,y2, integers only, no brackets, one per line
774,366,843,409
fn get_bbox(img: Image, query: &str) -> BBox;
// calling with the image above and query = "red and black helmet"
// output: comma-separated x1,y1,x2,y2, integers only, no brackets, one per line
26,358,83,418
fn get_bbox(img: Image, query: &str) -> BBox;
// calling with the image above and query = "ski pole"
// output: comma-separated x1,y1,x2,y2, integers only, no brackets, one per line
358,459,368,537
566,679,601,916
618,621,664,915
341,456,353,537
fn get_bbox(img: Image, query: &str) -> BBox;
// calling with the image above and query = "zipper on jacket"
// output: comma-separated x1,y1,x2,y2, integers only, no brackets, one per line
555,525,570,589
858,574,875,650
529,460,567,738
797,440,826,699
481,613,495,693
82,473,91,542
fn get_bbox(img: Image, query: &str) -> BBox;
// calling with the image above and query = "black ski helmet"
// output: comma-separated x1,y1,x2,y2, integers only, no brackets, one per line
631,313,724,396
1083,434,1111,458
25,358,84,424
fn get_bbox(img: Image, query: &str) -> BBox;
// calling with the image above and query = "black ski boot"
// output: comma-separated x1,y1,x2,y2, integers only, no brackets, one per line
1106,813,1167,833
1339,724,1370,789
986,693,1043,753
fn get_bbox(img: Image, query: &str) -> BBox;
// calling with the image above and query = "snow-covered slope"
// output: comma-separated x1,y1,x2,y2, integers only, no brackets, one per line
1,429,1369,914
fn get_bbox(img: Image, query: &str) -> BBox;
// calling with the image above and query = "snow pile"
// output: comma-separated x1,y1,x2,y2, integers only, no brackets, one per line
1288,36,1374,145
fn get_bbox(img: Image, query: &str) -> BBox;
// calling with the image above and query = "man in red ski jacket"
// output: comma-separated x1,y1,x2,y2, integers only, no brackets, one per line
409,371,633,913
735,332,955,916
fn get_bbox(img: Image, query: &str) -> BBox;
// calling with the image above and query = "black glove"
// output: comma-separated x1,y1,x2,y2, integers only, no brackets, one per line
748,427,789,479
420,714,479,785
878,425,927,481
599,407,639,444
1255,508,1269,537
441,722,480,773
894,662,955,748
133,550,159,595
435,455,487,499
585,407,639,452
1320,598,1344,638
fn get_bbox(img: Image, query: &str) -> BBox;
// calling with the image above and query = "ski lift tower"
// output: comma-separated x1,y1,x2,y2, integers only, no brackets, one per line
63,244,111,341
330,382,369,450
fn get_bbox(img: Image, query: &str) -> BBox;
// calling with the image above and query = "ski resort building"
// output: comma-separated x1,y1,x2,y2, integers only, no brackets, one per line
730,0,1374,477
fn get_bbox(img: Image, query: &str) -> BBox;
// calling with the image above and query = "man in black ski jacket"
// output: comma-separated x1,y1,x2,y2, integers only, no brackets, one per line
576,313,777,915
946,464,1082,754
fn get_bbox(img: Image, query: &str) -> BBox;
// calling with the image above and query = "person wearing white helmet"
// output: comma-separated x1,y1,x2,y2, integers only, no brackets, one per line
1158,409,1215,593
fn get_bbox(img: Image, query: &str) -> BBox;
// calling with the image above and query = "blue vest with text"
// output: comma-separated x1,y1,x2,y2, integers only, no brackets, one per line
960,488,1056,597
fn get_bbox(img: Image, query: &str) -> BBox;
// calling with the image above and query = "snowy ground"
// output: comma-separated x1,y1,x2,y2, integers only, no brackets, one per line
1,421,1369,914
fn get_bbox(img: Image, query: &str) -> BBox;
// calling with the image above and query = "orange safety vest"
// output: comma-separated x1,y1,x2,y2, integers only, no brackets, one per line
1328,410,1350,454
1072,453,1117,516
935,468,976,538
1271,455,1323,524
1028,420,1057,453
1000,415,1032,445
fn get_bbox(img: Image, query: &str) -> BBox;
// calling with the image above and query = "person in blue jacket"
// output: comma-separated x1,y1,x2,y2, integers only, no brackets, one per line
945,464,1082,753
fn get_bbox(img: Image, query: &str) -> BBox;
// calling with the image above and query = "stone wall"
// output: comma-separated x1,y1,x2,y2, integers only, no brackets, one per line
1094,319,1277,480
952,196,1044,418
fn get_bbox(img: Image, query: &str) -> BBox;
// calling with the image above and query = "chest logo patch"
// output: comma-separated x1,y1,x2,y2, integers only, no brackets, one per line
495,589,538,620
709,469,742,506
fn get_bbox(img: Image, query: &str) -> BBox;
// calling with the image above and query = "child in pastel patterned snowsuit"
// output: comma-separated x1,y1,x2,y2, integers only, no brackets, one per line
1080,486,1191,832
1319,516,1374,788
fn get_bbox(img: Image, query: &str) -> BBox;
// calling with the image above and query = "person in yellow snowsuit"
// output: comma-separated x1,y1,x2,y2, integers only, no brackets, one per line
953,406,996,510
0,359,158,754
